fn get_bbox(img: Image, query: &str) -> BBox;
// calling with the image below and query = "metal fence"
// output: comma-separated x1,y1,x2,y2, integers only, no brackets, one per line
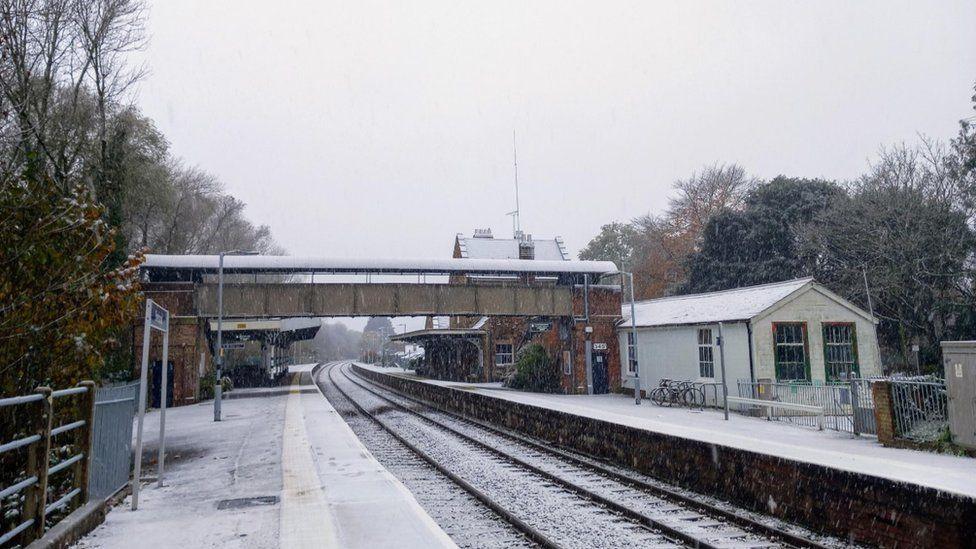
0,383,95,547
733,377,950,440
89,382,139,500
890,379,948,442
699,382,726,408
735,380,878,434
849,379,877,435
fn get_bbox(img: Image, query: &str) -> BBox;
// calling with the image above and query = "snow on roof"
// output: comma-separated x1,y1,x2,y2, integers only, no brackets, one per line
456,234,569,261
622,278,814,328
142,254,615,275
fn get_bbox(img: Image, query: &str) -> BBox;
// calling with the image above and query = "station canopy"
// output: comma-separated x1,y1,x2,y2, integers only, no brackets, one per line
207,317,321,345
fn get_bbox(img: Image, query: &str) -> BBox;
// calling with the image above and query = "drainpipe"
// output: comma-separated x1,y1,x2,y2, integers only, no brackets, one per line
583,274,590,321
746,321,756,383
718,322,729,420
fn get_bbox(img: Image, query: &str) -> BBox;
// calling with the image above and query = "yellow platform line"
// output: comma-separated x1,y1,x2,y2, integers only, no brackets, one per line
280,376,338,549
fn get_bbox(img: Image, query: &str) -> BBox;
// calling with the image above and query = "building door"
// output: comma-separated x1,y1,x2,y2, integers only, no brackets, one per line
592,351,609,394
150,360,174,408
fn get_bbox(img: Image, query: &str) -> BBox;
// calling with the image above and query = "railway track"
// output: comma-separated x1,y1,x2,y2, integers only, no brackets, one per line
323,362,840,549
314,362,536,548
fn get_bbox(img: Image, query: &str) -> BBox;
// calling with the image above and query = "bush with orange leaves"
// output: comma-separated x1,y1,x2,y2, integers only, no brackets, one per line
0,173,144,396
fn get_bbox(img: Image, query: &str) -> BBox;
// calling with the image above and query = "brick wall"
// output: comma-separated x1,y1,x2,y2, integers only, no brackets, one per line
355,365,976,548
133,283,210,406
567,286,622,394
873,381,897,446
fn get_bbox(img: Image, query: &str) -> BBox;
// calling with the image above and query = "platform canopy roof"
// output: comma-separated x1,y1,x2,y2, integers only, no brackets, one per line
142,254,618,277
390,328,487,343
207,317,321,344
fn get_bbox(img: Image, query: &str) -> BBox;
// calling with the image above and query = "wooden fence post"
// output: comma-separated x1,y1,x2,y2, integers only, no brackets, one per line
22,387,52,546
76,381,97,505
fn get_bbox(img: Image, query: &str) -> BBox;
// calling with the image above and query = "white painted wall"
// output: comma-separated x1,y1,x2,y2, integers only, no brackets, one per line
618,322,752,395
750,286,881,381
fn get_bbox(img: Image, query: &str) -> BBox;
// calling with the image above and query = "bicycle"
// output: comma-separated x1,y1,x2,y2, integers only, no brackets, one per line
650,379,705,408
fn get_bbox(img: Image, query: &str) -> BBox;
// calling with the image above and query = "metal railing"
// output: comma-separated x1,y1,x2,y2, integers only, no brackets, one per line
699,382,725,408
736,380,858,433
89,382,139,500
0,382,95,547
726,396,825,430
890,379,948,442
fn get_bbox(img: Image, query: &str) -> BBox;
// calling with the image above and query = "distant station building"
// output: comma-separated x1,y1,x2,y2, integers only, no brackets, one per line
617,277,882,394
393,229,623,394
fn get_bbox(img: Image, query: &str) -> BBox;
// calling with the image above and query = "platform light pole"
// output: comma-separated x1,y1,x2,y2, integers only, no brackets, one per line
621,271,641,405
214,250,258,422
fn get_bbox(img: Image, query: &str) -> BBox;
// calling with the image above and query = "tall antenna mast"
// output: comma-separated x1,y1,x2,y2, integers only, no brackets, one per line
512,129,521,237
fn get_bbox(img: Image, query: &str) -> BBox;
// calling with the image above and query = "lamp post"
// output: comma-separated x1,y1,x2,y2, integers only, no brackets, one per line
214,250,257,422
621,271,641,405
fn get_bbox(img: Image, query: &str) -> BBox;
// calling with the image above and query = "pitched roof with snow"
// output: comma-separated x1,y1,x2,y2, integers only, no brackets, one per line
621,278,815,328
456,234,569,261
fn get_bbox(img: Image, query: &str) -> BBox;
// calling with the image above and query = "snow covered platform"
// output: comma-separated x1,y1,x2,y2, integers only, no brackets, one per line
78,363,454,549
360,363,976,498
355,363,976,546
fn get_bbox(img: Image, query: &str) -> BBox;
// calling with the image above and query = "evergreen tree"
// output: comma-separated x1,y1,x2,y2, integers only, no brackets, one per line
682,177,843,293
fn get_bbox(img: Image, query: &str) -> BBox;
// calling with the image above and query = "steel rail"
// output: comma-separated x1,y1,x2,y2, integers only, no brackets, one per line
0,475,37,500
348,364,832,549
338,365,721,549
44,487,81,514
50,419,86,438
51,386,88,398
0,518,34,546
0,434,41,455
0,393,45,407
47,453,84,476
323,363,559,549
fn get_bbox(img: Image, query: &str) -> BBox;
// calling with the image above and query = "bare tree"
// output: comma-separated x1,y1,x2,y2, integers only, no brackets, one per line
0,0,146,191
666,163,757,239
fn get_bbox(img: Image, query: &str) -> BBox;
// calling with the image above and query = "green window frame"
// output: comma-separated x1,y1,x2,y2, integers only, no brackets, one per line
773,322,810,381
822,322,859,382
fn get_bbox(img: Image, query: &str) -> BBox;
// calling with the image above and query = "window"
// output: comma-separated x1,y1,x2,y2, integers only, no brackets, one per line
823,323,858,382
774,323,809,381
626,332,637,374
562,350,572,375
697,328,714,378
494,343,513,366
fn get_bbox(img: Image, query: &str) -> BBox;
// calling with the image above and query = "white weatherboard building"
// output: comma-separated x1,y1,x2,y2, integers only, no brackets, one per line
618,278,881,394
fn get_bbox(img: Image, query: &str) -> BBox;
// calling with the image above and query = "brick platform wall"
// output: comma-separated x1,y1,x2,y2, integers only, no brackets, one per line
873,381,897,446
354,365,976,548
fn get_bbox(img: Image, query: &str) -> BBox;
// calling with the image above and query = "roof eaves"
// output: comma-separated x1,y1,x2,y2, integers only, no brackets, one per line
617,318,752,329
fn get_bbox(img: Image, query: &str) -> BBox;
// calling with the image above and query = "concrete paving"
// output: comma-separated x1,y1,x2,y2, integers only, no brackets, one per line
77,364,455,549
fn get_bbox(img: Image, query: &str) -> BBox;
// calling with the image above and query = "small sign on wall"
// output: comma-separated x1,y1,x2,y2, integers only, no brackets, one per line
530,321,552,333
956,363,964,378
593,342,608,351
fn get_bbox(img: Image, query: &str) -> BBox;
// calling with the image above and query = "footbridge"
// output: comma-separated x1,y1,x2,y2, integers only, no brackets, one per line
141,255,619,318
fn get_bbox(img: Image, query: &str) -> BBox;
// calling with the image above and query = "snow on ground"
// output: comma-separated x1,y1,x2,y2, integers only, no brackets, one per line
77,394,285,548
78,364,454,549
359,363,976,499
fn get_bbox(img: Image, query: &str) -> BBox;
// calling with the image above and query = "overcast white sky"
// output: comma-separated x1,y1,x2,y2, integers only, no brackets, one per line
137,0,976,263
